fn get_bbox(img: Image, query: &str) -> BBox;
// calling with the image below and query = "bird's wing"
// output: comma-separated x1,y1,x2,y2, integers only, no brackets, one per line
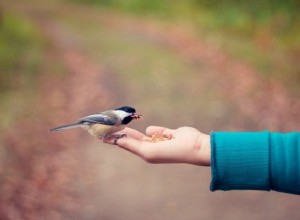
79,113,118,125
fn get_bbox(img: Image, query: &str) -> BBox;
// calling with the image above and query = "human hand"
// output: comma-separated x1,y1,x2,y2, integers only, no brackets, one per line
104,126,211,166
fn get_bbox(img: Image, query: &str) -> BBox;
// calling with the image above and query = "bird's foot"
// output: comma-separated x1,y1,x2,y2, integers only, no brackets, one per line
113,134,127,145
98,133,127,142
111,133,127,139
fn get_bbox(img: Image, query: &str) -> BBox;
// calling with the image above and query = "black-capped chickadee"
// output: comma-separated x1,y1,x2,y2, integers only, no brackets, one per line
50,106,142,140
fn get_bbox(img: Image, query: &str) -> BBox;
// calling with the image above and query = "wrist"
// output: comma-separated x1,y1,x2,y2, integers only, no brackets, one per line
195,133,211,166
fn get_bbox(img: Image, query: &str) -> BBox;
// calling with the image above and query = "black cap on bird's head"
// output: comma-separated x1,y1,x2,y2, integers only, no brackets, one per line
115,106,136,114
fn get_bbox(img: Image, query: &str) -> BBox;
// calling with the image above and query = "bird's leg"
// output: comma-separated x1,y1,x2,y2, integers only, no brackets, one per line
110,133,127,139
111,134,127,145
97,133,127,142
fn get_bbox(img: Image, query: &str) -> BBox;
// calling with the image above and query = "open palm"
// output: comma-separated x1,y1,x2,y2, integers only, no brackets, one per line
104,126,211,166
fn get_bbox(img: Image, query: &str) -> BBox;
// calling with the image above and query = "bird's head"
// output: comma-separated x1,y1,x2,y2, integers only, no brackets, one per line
114,106,142,125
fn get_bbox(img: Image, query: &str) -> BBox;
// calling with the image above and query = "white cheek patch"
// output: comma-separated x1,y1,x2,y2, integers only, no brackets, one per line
113,110,131,119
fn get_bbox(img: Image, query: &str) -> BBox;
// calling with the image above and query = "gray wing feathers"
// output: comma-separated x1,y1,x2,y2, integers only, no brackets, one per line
50,112,119,132
79,113,118,125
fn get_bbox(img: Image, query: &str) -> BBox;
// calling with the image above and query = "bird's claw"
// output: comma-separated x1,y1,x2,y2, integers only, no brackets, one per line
98,133,127,141
112,134,127,145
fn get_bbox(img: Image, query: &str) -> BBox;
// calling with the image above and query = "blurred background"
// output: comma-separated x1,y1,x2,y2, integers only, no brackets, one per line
0,0,299,219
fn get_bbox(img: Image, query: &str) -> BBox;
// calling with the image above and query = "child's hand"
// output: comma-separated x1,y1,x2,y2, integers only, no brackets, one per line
104,126,211,166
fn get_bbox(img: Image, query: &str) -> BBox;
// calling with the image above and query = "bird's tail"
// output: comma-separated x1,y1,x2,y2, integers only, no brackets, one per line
49,123,82,132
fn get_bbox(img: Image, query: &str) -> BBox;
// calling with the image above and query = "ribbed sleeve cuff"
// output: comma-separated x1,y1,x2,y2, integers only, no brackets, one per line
210,131,270,192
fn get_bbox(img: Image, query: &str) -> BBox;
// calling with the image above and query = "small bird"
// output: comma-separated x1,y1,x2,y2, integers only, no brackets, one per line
50,106,142,140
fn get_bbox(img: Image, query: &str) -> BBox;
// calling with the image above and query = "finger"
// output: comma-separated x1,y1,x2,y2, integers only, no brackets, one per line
146,126,174,137
117,138,178,163
102,128,145,145
122,127,145,140
105,135,183,163
103,135,140,150
111,136,151,159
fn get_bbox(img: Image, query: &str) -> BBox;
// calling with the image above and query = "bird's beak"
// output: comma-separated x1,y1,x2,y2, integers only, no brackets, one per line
132,113,142,119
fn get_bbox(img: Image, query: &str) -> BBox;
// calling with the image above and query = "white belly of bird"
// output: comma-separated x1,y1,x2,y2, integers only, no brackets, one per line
85,124,125,138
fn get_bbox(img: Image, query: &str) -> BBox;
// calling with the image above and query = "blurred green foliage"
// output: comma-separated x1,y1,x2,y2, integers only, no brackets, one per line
0,12,43,91
69,0,168,13
0,12,44,129
68,0,300,43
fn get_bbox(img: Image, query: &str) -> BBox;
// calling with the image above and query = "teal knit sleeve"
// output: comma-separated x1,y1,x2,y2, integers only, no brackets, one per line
210,131,300,195
270,132,300,194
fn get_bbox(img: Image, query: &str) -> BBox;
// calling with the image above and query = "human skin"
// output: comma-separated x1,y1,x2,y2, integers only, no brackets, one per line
104,126,211,166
